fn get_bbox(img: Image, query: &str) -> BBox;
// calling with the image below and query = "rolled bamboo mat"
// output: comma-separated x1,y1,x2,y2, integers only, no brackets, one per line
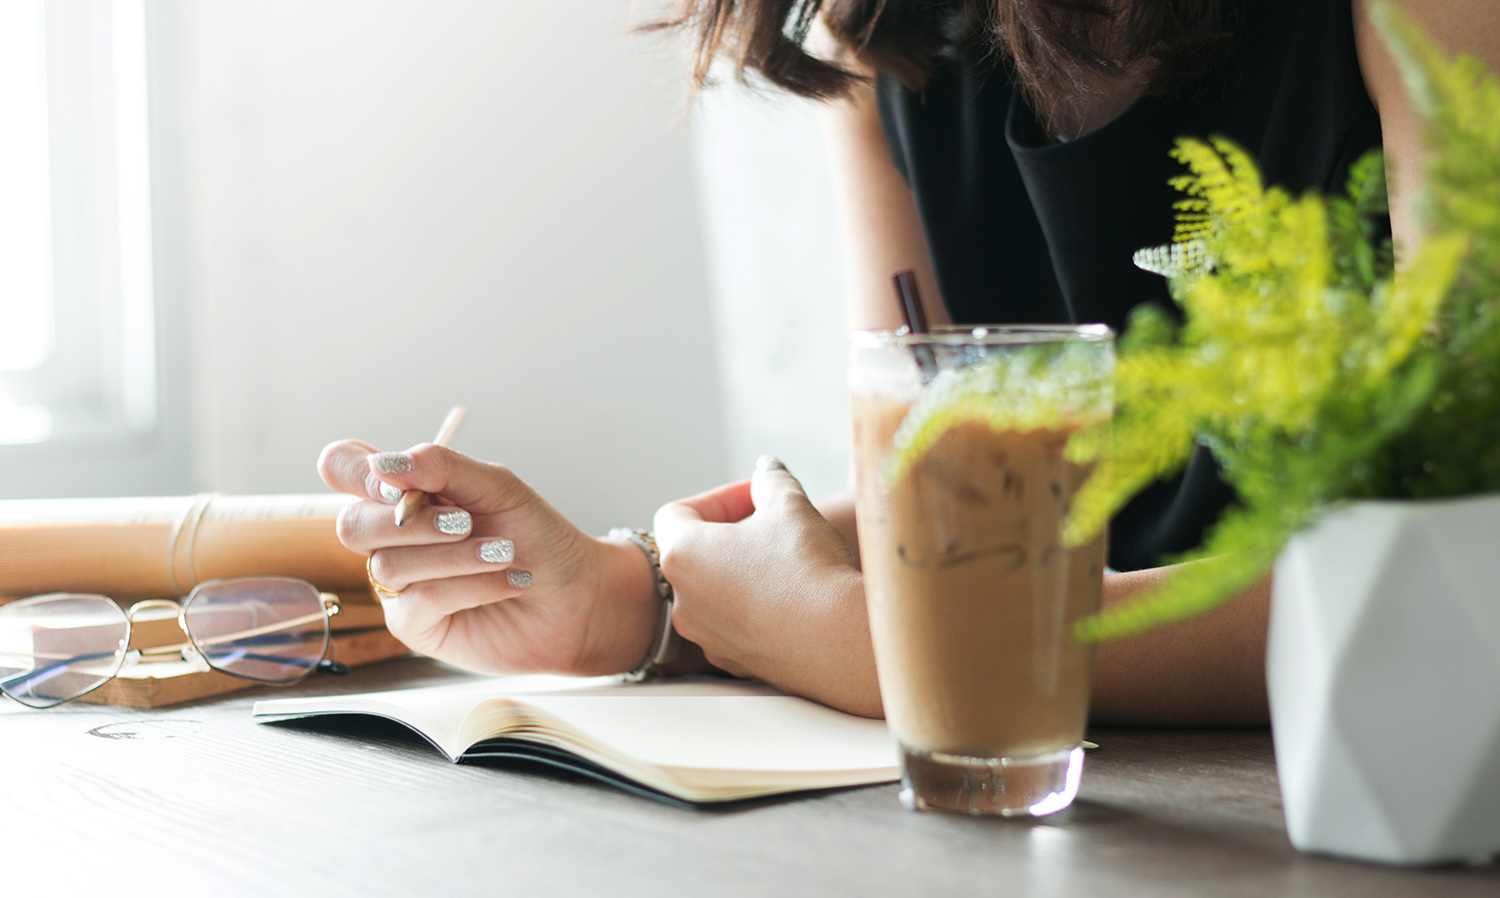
0,494,369,602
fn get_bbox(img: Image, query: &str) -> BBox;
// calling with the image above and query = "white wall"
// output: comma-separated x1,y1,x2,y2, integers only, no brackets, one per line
690,85,850,501
174,0,731,534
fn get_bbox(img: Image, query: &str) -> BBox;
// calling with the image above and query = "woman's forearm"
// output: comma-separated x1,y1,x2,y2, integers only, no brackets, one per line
1089,570,1271,726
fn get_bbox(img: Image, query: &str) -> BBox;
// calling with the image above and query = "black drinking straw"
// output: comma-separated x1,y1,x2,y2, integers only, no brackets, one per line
893,269,939,382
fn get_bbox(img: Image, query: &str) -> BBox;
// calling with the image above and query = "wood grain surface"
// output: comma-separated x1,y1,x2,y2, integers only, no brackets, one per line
2,656,1496,898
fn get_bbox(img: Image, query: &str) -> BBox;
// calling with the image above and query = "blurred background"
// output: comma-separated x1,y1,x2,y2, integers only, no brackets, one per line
0,0,851,534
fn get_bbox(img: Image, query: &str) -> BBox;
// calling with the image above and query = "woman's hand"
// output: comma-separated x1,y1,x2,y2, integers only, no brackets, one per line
654,457,884,718
318,440,661,677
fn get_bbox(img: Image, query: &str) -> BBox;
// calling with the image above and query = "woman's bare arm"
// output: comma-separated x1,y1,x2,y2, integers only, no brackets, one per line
1090,571,1272,725
1355,0,1500,250
814,76,943,565
821,79,949,331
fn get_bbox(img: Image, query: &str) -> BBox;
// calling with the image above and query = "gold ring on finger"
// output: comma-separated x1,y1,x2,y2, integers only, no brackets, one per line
366,555,402,599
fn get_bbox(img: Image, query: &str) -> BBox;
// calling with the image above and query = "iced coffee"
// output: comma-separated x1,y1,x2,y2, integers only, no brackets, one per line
849,326,1113,816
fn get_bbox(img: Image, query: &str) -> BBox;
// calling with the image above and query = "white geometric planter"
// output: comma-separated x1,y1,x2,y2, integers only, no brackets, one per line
1268,493,1500,865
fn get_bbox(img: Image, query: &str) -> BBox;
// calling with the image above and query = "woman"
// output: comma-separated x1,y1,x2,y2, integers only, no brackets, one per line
320,0,1494,722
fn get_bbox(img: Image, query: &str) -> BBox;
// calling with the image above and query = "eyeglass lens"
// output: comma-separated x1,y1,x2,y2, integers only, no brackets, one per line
182,576,329,685
0,594,130,709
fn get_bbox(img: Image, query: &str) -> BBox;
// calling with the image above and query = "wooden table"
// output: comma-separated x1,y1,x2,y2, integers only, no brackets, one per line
3,656,1497,897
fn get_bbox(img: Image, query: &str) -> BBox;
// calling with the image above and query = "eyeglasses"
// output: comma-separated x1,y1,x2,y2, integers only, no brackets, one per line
0,576,349,709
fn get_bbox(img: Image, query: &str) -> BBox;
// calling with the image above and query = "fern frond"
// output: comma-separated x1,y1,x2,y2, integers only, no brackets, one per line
1368,231,1467,380
1347,151,1390,217
1133,240,1208,278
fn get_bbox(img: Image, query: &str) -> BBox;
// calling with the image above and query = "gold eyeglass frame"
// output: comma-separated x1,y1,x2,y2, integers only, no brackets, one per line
0,576,343,710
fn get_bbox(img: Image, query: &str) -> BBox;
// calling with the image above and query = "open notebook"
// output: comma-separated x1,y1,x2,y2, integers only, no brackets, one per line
253,675,899,807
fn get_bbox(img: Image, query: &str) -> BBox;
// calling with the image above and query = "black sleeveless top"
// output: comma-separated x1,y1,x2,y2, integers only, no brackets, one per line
876,0,1382,571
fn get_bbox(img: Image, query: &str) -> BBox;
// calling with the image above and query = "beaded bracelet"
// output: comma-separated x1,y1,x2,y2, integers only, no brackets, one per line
607,528,680,683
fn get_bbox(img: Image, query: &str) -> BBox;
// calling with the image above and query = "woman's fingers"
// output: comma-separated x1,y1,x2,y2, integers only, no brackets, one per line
318,439,387,500
656,457,812,554
748,455,816,516
652,501,702,552
670,478,755,525
379,570,531,646
366,444,532,515
654,479,753,551
335,498,478,553
321,440,537,517
368,537,524,592
657,456,809,546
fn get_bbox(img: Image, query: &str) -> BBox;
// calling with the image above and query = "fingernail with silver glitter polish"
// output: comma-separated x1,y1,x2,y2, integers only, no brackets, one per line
435,509,472,536
756,454,787,473
479,540,514,564
508,570,532,589
372,451,413,475
378,482,402,504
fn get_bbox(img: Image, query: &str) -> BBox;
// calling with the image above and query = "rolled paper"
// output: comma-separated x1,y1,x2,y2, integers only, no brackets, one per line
0,494,368,602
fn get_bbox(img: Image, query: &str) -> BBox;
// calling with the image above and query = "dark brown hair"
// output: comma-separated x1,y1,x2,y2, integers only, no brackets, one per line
650,0,1238,133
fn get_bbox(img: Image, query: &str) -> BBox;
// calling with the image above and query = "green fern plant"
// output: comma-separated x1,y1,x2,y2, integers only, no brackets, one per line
1064,1,1499,642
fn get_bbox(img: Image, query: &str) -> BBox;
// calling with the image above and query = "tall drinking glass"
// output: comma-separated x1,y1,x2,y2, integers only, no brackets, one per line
850,325,1114,816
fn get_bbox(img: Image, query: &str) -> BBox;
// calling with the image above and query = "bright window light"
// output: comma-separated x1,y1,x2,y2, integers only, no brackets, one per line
0,405,53,445
0,0,157,449
0,0,54,374
0,0,185,497
114,0,157,430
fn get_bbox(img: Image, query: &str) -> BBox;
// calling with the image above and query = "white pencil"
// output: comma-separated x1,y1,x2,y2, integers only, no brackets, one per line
394,406,468,527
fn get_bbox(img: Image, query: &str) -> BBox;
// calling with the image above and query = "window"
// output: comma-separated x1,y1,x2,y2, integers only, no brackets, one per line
0,0,55,435
0,0,188,498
